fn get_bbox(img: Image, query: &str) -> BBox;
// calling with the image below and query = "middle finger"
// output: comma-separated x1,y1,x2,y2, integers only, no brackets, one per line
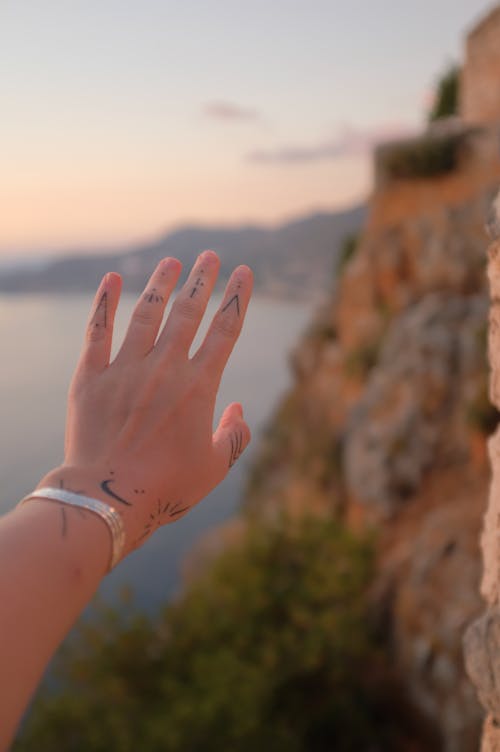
155,250,220,357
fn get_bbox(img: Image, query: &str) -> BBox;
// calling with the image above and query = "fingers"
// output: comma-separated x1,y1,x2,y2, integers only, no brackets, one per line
113,258,182,364
192,265,253,381
212,403,251,482
78,272,122,372
155,250,220,356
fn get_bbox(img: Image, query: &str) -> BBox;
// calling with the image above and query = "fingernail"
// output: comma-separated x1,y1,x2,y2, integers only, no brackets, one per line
161,257,181,272
199,249,218,264
236,265,253,280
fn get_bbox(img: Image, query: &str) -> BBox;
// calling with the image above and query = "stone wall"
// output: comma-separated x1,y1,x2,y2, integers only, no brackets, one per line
462,5,500,125
464,192,500,751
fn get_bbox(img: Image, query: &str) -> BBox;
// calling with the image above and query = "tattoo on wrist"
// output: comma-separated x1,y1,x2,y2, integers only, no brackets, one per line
55,479,88,538
58,478,85,495
60,507,67,537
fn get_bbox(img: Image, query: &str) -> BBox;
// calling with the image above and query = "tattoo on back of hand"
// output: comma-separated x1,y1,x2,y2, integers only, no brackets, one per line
100,476,133,506
132,498,189,548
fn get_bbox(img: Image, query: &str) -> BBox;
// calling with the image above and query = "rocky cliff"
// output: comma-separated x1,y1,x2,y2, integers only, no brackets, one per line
245,153,500,750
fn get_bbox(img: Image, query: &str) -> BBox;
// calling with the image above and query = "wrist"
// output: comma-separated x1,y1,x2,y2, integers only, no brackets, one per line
34,465,141,560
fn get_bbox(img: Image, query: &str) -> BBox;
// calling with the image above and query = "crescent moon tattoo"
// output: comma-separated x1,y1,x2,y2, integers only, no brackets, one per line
100,479,132,506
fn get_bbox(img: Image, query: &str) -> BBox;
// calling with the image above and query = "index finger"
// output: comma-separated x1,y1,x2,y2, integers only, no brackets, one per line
191,265,253,381
78,272,122,372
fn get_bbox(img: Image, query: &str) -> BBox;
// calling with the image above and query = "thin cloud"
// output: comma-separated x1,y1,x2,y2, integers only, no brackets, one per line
203,100,260,122
247,123,416,164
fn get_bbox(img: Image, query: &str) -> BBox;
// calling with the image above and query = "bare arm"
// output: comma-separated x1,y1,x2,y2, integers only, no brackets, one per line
0,251,253,750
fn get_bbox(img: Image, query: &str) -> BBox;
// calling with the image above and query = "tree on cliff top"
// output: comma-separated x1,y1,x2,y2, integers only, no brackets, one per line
428,65,460,122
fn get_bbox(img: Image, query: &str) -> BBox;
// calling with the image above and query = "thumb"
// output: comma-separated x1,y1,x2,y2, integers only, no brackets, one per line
212,402,251,480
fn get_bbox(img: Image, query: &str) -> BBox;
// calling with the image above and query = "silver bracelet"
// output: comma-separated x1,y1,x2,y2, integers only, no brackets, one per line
18,487,126,572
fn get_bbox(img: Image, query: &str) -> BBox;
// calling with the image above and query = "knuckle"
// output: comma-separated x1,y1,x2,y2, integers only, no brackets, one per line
174,296,202,322
132,306,156,326
86,323,107,343
212,313,240,339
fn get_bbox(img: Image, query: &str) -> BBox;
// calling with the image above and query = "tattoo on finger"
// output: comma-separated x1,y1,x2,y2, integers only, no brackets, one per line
189,269,206,298
229,430,244,467
90,291,108,330
143,287,164,304
222,294,240,316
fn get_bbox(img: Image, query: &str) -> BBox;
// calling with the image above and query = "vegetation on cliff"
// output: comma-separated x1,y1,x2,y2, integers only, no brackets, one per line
14,516,432,751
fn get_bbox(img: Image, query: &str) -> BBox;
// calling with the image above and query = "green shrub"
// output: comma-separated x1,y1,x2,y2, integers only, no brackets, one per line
379,133,462,180
15,516,431,752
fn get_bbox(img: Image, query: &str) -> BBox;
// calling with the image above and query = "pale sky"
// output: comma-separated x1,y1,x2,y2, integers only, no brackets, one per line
0,0,494,256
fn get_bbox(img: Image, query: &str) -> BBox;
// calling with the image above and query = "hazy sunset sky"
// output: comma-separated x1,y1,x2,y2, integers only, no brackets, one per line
0,0,493,256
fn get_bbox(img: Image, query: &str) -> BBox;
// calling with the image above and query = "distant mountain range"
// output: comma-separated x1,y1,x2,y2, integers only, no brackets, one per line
0,204,366,299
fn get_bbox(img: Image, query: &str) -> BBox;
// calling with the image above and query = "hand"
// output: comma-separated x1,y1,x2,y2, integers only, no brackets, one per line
37,251,253,560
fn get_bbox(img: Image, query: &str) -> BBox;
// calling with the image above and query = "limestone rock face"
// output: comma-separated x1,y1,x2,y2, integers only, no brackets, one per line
344,293,488,518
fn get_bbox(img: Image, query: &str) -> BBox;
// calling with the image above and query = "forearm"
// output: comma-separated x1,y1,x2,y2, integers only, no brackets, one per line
0,491,110,750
